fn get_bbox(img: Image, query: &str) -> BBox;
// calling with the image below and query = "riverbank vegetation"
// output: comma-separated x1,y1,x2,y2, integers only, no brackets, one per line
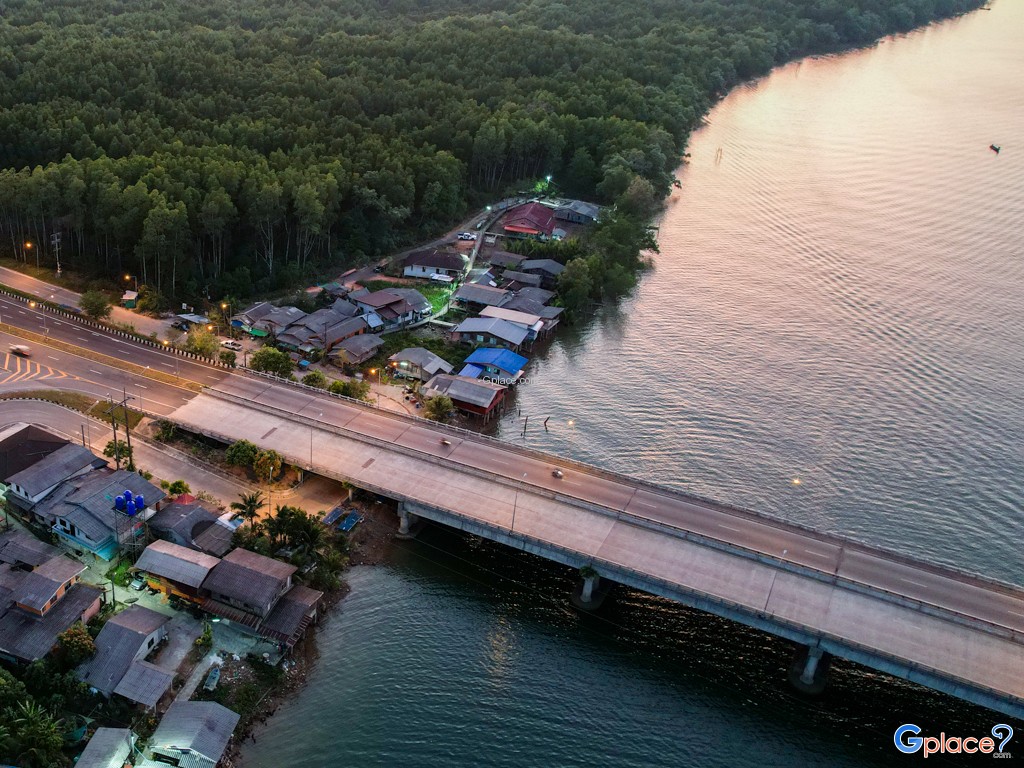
0,0,983,309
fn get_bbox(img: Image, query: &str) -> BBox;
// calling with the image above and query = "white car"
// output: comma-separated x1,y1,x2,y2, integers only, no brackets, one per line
220,340,243,351
457,232,477,241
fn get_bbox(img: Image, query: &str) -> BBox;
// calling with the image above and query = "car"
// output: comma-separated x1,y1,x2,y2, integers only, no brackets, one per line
9,345,30,357
130,576,147,591
373,265,386,273
57,303,82,314
457,232,475,241
220,340,243,351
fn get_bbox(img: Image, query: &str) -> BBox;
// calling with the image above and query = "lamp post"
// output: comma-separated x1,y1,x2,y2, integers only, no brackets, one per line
124,274,138,291
220,302,230,336
24,241,35,267
510,472,527,533
369,368,381,408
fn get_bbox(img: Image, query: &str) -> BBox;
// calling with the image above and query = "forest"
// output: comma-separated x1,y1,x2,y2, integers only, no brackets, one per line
0,0,984,307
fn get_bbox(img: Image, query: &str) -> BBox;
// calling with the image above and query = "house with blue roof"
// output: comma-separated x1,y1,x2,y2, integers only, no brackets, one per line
459,348,529,385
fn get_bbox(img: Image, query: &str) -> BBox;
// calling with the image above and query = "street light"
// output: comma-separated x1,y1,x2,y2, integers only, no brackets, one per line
124,274,138,291
24,241,35,267
368,368,381,408
510,472,528,533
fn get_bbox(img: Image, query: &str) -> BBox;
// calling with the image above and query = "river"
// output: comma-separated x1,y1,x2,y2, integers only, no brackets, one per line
243,4,1023,766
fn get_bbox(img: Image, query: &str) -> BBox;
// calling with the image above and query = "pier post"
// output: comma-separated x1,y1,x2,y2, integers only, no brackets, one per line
581,573,599,603
571,566,610,610
396,502,419,539
789,645,830,695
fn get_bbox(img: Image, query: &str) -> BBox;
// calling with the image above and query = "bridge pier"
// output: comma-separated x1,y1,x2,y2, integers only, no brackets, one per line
571,567,610,610
789,645,830,695
396,502,421,539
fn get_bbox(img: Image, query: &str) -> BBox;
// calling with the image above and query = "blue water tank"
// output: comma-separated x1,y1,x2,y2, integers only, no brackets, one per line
126,500,137,516
122,489,133,502
114,495,126,511
134,494,146,510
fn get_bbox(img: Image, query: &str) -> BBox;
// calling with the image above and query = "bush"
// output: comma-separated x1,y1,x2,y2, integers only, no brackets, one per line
54,623,96,670
79,290,112,320
253,449,282,482
302,370,327,389
168,479,191,495
183,327,219,358
424,394,454,422
328,379,371,400
225,439,259,467
250,347,294,377
219,349,237,367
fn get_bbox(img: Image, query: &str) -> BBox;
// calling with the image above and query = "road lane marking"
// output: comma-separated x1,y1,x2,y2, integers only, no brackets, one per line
89,369,104,375
160,362,174,368
91,332,101,336
900,578,930,589
47,355,59,360
803,549,832,558
135,384,148,389
717,523,741,532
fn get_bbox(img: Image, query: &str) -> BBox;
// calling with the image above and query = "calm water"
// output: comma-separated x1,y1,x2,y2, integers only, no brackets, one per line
246,5,1023,766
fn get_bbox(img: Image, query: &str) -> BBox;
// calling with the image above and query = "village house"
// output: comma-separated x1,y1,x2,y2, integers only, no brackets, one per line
487,250,526,270
78,604,173,709
140,700,240,768
0,553,102,663
501,202,560,240
349,289,419,331
312,316,369,353
451,317,529,352
402,249,468,279
32,469,164,561
452,283,513,312
230,301,276,335
479,306,547,341
500,270,543,290
0,423,68,482
459,348,529,384
76,728,136,768
134,540,220,604
147,498,233,557
253,305,307,337
388,347,454,382
518,258,565,290
329,333,384,366
0,529,60,569
3,442,107,513
553,199,600,224
422,374,507,421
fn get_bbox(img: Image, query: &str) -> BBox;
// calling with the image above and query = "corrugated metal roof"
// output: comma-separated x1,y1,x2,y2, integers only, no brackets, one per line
453,317,529,346
464,348,528,376
150,700,240,766
424,375,506,409
78,605,168,696
5,443,105,497
135,541,220,588
453,283,512,307
113,660,173,709
0,529,60,567
202,549,295,614
14,555,85,611
0,582,102,662
76,727,134,768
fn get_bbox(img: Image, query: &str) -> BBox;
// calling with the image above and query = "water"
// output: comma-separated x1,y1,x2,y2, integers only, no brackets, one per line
245,5,1023,766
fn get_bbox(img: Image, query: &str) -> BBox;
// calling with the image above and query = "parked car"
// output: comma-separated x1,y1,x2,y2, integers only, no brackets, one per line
130,576,147,591
220,340,243,351
457,232,476,241
373,264,386,273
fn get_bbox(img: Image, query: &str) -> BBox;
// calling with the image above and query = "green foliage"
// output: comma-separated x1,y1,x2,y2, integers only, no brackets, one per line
225,439,259,467
0,0,975,302
154,420,177,441
78,290,111,320
250,347,294,378
230,491,267,527
103,439,133,469
557,259,595,321
424,395,454,423
53,623,96,670
8,700,65,768
195,622,213,650
253,449,283,483
168,479,191,495
328,379,371,400
219,349,237,367
301,370,328,389
183,326,218,358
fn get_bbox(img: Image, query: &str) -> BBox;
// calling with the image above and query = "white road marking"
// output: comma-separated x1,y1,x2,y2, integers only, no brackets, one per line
633,499,660,508
717,523,742,532
160,362,174,368
900,578,930,589
135,384,148,389
47,355,59,360
803,549,832,558
89,369,104,375
91,332,101,336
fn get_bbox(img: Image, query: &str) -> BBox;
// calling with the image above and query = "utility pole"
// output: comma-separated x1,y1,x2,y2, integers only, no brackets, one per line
106,389,136,470
51,232,62,278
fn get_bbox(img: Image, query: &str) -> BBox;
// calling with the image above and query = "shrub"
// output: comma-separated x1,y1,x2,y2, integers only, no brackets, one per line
225,439,258,467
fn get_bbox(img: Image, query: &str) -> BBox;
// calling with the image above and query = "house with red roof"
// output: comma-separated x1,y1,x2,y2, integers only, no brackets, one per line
501,202,556,240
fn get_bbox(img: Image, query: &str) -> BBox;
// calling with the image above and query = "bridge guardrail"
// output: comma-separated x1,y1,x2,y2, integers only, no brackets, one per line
200,386,1024,645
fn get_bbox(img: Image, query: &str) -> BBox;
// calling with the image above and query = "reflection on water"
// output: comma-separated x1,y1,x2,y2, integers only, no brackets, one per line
244,5,1024,766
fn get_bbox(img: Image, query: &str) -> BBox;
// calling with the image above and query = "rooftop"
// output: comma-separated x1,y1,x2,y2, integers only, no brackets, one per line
149,700,240,766
5,442,106,497
501,270,543,288
502,202,556,236
452,283,512,307
520,258,565,276
332,333,384,363
403,249,468,272
14,555,86,611
464,348,529,376
453,317,529,346
388,348,453,376
75,727,135,768
423,374,507,409
193,522,234,557
148,501,219,543
202,548,296,612
0,529,60,568
113,660,173,709
78,605,169,697
135,540,221,589
0,582,103,662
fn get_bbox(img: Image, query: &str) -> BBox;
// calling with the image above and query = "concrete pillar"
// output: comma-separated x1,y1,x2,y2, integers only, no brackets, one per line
788,645,830,695
580,574,599,604
800,646,823,685
396,502,419,539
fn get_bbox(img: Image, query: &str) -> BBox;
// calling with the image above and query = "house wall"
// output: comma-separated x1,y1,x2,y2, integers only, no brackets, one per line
144,575,203,604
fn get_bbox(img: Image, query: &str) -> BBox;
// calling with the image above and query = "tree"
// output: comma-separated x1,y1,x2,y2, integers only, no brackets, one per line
79,290,111,320
253,449,282,483
183,326,218,358
0,667,28,713
225,439,259,466
424,395,454,422
54,623,96,670
301,370,327,389
168,479,191,495
557,259,594,321
250,347,294,378
10,700,64,768
219,349,237,367
103,439,133,469
230,491,267,528
328,379,370,400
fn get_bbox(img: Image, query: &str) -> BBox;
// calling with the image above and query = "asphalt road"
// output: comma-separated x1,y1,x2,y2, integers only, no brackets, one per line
1,290,1022,638
211,375,1024,636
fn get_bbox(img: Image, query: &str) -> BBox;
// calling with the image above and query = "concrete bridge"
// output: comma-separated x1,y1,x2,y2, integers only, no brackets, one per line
167,374,1024,719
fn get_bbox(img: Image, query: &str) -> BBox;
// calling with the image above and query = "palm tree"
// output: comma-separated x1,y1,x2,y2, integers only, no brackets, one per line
230,491,266,529
13,700,64,768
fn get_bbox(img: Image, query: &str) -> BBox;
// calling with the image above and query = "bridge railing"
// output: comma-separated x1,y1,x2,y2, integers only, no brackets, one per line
199,386,1024,645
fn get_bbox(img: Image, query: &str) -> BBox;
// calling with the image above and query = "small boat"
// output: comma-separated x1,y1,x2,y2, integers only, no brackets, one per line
990,144,1001,154
203,665,221,692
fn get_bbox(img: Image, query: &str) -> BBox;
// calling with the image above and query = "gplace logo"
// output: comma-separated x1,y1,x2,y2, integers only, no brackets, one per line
895,724,1014,759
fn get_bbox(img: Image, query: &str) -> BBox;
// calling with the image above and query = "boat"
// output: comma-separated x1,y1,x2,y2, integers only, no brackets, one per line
990,144,1001,154
203,664,221,691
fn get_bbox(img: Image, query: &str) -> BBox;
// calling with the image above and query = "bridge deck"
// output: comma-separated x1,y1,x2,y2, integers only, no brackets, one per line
169,377,1024,713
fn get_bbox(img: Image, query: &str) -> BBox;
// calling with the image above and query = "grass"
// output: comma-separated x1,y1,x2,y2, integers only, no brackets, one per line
361,279,453,314
0,388,96,411
87,401,145,430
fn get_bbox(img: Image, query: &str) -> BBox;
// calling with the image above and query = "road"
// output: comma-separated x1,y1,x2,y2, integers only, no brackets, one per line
198,375,1024,638
0,265,171,337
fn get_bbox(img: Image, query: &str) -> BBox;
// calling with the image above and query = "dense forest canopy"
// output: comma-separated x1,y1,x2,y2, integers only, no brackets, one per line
0,0,983,305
